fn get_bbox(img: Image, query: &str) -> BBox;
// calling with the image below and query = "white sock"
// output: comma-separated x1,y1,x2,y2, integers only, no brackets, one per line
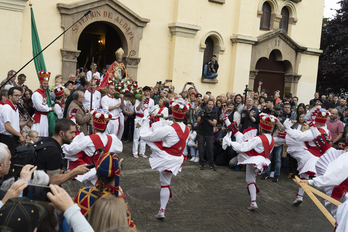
248,184,257,202
160,188,170,210
297,187,304,198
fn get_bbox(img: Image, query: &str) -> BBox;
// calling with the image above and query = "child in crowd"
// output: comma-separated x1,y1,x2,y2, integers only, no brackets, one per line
186,123,199,162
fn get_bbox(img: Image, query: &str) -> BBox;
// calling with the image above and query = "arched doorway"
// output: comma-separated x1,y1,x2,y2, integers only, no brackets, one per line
254,50,286,98
202,37,214,75
77,22,123,71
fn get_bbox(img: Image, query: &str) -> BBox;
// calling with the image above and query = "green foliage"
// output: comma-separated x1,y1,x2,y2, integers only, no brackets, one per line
317,0,348,95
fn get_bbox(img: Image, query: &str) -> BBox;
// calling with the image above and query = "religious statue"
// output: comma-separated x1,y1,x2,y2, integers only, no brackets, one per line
97,47,129,91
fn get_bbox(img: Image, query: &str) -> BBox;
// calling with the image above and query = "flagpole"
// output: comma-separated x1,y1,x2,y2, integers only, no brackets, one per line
0,6,91,89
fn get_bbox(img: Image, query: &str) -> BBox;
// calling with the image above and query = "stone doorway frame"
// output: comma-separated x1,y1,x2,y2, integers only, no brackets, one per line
57,0,150,81
249,29,306,97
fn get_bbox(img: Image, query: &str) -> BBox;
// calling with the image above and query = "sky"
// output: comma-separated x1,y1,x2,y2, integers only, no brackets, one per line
324,0,340,18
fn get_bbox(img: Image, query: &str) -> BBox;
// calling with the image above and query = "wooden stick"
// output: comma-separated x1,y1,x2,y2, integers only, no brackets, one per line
292,179,342,207
294,176,336,227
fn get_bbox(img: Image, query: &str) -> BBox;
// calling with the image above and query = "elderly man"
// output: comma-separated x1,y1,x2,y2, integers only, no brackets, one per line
0,70,17,89
16,74,26,87
327,108,344,145
32,71,53,137
83,80,101,111
67,90,91,135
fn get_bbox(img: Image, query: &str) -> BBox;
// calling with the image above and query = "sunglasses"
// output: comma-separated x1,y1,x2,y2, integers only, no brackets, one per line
222,105,227,107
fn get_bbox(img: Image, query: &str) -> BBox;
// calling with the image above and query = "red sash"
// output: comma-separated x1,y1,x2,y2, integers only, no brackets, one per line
68,134,113,170
331,179,348,200
304,128,328,157
245,135,275,159
154,123,189,158
33,89,48,123
136,113,144,118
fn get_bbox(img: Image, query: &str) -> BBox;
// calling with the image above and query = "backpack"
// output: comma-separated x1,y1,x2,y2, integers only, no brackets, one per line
11,138,59,167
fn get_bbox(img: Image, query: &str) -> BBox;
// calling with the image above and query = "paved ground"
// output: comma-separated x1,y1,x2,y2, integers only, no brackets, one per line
63,141,333,232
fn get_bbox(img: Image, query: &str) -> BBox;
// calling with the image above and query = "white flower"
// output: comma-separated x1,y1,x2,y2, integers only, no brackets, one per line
95,113,101,118
90,109,96,114
179,104,184,109
262,116,266,121
322,112,326,116
104,114,109,119
271,118,275,123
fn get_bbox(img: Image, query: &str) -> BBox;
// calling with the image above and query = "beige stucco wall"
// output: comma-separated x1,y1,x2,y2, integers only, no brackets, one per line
0,0,325,103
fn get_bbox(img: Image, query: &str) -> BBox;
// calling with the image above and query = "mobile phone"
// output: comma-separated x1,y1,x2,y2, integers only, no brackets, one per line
164,85,169,89
23,184,52,202
187,82,192,85
12,164,24,178
158,81,162,85
166,79,172,82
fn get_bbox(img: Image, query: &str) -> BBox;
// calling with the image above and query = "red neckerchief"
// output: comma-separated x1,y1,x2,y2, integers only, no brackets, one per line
223,109,229,120
55,100,64,108
107,94,114,99
35,88,47,98
143,97,150,110
90,70,98,74
154,105,166,121
5,100,17,111
87,89,96,94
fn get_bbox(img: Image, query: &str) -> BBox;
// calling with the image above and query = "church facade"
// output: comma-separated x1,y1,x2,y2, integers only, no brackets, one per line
1,0,325,101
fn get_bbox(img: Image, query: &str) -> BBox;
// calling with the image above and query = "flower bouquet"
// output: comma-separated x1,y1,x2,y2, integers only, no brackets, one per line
112,77,143,101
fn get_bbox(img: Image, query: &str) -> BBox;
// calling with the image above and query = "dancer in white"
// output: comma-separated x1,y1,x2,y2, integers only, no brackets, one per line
101,81,124,139
223,113,277,210
132,86,154,158
139,98,190,219
277,108,331,205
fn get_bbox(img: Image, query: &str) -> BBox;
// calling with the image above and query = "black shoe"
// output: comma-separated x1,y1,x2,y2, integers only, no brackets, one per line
200,166,204,170
210,166,216,171
273,175,279,182
261,174,270,180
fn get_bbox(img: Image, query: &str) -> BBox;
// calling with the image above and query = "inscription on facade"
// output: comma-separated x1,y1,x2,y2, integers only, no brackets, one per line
72,10,134,40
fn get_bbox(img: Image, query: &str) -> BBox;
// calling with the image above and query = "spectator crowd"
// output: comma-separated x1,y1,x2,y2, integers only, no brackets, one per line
0,66,347,231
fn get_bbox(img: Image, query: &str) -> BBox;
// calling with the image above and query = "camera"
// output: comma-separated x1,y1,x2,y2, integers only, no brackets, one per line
203,108,215,119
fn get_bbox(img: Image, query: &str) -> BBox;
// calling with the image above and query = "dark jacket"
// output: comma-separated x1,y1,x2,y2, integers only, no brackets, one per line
241,106,260,132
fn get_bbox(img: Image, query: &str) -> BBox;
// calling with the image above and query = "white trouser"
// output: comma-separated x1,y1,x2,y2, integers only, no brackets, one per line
132,126,145,155
245,164,257,184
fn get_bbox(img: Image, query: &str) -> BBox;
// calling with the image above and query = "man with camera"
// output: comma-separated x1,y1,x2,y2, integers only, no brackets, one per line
203,55,219,79
197,99,217,170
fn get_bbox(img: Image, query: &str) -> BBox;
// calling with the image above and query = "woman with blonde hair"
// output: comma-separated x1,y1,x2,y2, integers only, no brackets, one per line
180,90,189,100
26,130,39,144
88,195,128,232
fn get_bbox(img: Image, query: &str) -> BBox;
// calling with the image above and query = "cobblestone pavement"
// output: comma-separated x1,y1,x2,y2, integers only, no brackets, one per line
63,141,333,232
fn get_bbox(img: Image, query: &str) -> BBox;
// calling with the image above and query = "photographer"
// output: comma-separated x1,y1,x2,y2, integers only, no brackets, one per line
240,98,260,132
203,55,219,79
197,99,217,171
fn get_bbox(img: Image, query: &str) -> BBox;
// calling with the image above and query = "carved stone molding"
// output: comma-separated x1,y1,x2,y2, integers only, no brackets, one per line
284,73,301,83
168,22,201,38
0,0,27,12
249,70,259,79
61,49,81,62
230,34,258,45
208,0,225,4
201,78,218,84
125,57,141,66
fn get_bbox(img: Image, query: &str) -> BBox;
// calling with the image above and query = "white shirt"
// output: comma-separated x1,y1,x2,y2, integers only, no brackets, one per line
0,103,20,136
152,105,168,121
309,152,348,188
101,94,121,118
231,132,273,154
86,71,100,82
32,91,50,112
54,103,64,119
63,132,123,160
83,90,101,110
134,97,154,118
285,126,331,147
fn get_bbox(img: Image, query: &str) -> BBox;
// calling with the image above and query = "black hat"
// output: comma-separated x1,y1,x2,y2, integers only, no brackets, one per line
285,92,292,98
0,197,46,232
265,97,274,103
142,86,151,92
274,104,282,110
196,93,202,98
314,98,323,103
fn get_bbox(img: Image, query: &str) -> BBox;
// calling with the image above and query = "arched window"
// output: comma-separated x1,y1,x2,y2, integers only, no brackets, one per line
279,7,289,33
260,2,271,30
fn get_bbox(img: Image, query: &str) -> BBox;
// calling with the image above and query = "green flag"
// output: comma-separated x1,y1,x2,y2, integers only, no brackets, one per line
31,6,57,136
